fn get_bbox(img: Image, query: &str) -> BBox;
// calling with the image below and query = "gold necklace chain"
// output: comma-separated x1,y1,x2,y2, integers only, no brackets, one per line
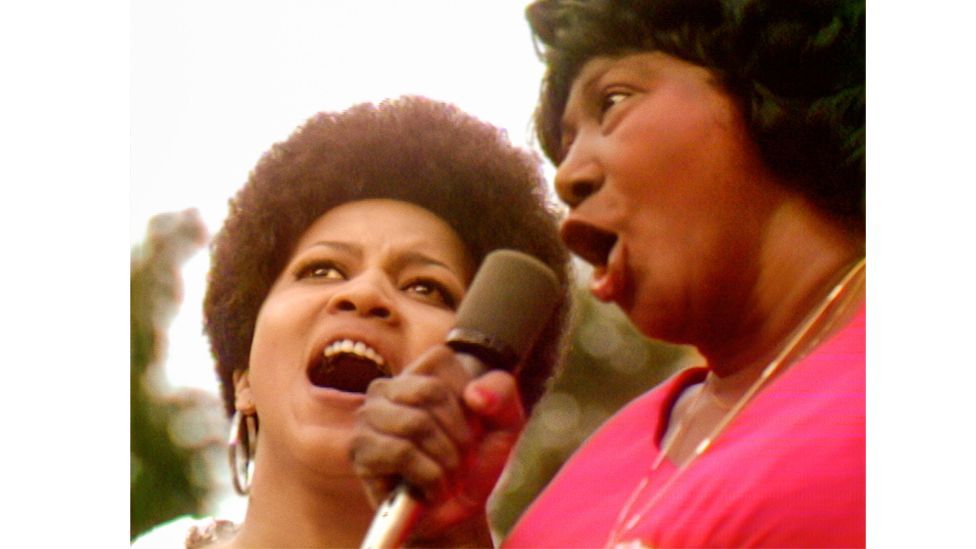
605,257,866,548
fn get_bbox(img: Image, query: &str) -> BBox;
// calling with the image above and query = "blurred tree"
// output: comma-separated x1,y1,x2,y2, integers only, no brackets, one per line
131,209,223,541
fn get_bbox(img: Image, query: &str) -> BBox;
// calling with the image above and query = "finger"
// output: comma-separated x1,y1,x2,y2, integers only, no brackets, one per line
411,425,520,538
413,487,488,538
350,431,449,502
462,370,524,431
355,397,463,472
374,372,473,446
355,467,395,509
403,345,474,392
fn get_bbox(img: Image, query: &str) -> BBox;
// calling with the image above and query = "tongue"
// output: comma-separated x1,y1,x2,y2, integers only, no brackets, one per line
311,355,388,393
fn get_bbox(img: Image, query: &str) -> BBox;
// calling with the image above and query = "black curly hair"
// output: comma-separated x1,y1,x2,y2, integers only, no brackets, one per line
204,96,570,417
526,0,865,231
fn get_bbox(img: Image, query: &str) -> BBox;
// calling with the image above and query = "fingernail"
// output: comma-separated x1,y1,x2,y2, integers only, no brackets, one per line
471,386,498,411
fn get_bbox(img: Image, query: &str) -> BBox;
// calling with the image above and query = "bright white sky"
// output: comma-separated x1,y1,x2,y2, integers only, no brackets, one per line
131,0,553,394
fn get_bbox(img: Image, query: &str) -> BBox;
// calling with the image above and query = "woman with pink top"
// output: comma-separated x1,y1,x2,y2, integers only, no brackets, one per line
353,0,865,546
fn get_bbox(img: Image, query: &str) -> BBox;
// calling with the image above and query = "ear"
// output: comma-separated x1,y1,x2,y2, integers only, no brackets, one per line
233,370,256,414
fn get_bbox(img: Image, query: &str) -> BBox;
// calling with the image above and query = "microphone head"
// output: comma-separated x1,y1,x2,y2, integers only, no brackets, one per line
446,249,561,371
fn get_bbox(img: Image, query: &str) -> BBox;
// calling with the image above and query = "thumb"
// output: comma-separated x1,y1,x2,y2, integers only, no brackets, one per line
462,370,524,431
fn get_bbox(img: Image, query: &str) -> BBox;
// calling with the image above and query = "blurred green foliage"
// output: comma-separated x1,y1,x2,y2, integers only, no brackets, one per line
130,210,214,541
489,283,697,537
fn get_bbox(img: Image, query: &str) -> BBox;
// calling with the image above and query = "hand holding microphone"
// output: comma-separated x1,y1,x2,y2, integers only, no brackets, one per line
351,250,562,548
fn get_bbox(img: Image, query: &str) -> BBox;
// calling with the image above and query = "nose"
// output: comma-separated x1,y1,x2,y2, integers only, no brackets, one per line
554,135,603,209
325,271,398,322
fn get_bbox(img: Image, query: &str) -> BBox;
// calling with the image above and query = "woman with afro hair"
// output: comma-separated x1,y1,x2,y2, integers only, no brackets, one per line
141,96,570,547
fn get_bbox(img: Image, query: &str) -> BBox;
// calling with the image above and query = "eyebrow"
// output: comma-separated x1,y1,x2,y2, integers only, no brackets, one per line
307,240,362,259
393,250,454,273
307,241,457,274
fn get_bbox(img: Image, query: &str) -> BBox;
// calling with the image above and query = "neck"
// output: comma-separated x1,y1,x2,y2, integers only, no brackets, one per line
229,453,374,548
697,197,864,399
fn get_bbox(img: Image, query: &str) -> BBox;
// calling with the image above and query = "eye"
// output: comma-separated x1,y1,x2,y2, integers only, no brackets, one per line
402,279,458,309
295,261,345,281
599,90,628,118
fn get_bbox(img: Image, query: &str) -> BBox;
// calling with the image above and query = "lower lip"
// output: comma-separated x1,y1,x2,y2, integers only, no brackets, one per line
592,264,623,301
306,384,367,409
590,242,628,303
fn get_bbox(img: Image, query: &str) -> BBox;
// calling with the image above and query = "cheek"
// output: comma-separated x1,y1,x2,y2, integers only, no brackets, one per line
617,98,732,181
618,120,750,226
246,306,313,417
402,307,457,364
248,294,309,374
246,321,284,402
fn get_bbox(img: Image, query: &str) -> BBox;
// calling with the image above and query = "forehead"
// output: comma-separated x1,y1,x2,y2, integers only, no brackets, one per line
302,199,456,241
294,198,472,266
314,198,442,225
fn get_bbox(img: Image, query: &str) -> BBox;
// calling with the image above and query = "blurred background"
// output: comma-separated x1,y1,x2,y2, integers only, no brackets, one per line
130,0,697,542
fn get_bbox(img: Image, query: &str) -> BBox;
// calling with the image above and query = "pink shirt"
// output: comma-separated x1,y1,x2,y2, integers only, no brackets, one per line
505,308,865,548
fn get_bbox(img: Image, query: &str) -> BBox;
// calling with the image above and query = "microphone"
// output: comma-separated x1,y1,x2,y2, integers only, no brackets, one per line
360,249,562,549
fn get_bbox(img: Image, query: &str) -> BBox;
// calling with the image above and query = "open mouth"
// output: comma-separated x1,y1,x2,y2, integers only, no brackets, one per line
308,339,391,393
560,218,629,303
560,219,618,269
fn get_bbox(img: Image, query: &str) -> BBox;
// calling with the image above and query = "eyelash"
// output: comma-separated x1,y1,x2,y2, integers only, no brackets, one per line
559,88,629,159
293,260,457,309
599,90,628,118
295,260,345,281
402,279,458,310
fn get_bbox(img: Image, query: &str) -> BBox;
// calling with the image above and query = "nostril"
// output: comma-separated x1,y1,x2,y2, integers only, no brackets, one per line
559,180,599,208
335,300,390,319
572,181,597,202
329,285,396,320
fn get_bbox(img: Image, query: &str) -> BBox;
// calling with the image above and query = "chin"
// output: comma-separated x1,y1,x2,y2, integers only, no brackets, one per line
291,409,356,446
293,425,358,476
627,304,682,344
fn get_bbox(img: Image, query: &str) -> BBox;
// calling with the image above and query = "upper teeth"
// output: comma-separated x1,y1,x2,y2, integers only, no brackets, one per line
323,339,386,367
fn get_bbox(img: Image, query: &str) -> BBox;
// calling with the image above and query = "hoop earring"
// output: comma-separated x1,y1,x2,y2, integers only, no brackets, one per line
228,410,257,495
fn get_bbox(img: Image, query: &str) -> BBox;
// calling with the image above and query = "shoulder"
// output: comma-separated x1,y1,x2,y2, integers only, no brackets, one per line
548,365,707,472
131,516,238,548
596,366,707,437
